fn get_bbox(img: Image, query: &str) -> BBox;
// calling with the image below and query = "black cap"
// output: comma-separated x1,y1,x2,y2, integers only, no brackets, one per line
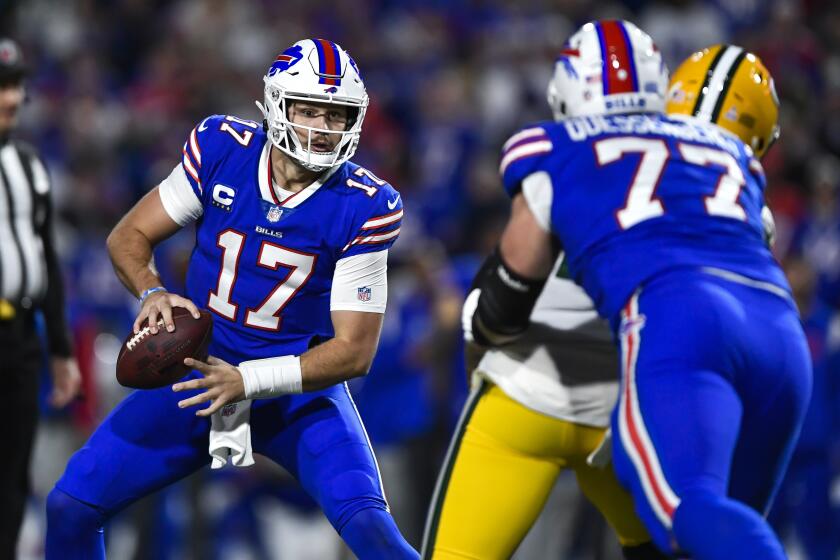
0,38,28,82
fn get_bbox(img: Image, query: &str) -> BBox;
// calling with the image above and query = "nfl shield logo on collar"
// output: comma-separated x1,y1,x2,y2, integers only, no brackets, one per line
357,287,371,302
266,206,283,222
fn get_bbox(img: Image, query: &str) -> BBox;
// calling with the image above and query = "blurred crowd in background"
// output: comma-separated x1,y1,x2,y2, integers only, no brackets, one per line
3,0,840,558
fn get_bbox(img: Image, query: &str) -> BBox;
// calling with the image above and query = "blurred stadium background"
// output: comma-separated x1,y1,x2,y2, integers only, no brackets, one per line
2,0,839,558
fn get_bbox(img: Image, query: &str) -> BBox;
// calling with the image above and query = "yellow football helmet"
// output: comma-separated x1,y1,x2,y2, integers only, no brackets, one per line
666,45,780,158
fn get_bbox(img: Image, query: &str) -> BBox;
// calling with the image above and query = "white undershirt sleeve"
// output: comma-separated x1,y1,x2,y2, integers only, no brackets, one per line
521,171,553,232
158,164,204,226
330,250,388,313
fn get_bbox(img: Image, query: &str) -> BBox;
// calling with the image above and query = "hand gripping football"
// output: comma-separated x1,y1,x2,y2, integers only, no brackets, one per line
117,308,213,389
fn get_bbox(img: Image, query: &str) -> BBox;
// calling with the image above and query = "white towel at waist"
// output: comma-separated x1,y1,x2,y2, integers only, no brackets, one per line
209,399,254,469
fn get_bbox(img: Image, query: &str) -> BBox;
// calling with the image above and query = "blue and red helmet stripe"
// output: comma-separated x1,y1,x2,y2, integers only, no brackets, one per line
313,38,342,86
595,21,639,95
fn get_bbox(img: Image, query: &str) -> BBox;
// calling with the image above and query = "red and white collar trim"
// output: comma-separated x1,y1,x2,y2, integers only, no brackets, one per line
257,141,339,208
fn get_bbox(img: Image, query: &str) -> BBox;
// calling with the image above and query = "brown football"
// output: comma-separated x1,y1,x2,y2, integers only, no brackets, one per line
116,308,213,389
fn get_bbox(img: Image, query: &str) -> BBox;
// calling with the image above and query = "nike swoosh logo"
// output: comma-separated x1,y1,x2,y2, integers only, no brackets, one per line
387,195,401,210
197,117,210,132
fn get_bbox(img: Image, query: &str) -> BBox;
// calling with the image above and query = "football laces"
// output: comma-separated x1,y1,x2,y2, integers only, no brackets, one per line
126,319,166,351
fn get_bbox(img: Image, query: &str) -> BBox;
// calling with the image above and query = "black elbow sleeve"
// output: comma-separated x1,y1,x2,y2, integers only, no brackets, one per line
472,249,546,346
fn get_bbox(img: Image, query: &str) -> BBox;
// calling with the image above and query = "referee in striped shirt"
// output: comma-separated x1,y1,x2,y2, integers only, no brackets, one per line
0,38,80,558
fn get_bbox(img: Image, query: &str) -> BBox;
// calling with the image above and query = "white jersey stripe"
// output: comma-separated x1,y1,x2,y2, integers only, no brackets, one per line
362,209,403,229
0,157,22,298
502,127,547,152
342,227,401,252
189,127,202,166
1,146,45,298
29,157,50,194
352,227,400,247
617,292,680,529
342,382,389,509
28,158,50,297
701,267,792,301
182,151,200,186
499,140,553,175
696,46,744,122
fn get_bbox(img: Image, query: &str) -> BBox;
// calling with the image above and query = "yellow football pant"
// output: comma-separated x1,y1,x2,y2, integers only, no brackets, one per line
422,381,651,559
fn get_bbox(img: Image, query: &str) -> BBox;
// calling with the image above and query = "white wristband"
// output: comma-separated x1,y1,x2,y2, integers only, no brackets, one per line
237,355,303,399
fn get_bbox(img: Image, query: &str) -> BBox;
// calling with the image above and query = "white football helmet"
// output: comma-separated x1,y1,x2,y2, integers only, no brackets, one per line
546,20,669,120
257,38,368,172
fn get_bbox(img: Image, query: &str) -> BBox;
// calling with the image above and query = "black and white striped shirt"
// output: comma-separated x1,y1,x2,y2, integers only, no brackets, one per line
0,137,71,356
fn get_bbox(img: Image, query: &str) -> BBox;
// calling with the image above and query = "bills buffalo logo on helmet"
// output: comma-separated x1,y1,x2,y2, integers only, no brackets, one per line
268,45,304,77
348,56,362,80
557,46,580,79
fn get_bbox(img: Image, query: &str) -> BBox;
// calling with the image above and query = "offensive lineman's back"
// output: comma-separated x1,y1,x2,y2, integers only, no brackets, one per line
500,112,789,322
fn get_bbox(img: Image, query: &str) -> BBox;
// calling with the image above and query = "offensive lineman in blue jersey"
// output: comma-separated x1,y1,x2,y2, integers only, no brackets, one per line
470,21,811,560
46,39,418,559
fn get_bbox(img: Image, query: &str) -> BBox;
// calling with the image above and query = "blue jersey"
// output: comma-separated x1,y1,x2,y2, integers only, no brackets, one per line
177,115,402,363
500,113,789,321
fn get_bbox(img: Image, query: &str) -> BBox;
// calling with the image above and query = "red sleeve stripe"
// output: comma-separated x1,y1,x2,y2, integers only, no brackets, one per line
362,209,403,230
499,140,553,175
502,127,547,152
182,149,201,191
189,127,202,166
182,140,199,169
342,227,401,252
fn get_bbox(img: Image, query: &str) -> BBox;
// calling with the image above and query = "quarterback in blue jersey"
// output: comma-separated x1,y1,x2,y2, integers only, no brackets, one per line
46,39,417,559
471,21,811,560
